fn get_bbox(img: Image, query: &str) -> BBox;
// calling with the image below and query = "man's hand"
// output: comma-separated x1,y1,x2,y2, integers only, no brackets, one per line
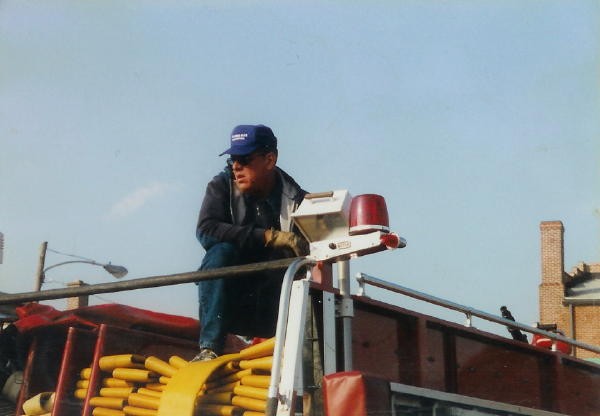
264,228,309,257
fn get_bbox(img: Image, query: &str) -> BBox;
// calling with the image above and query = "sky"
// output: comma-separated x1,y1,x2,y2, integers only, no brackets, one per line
1,1,599,338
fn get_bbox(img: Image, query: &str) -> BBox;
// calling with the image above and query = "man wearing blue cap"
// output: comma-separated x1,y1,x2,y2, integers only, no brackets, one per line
193,124,308,361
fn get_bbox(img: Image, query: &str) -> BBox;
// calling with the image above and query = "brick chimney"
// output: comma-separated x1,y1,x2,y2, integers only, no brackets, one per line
66,280,89,310
539,221,567,328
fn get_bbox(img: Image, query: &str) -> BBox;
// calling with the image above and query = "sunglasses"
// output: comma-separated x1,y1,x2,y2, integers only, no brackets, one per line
226,152,267,167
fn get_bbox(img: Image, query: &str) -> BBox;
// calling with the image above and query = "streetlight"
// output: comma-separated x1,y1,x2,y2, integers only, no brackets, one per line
35,242,128,291
43,260,128,279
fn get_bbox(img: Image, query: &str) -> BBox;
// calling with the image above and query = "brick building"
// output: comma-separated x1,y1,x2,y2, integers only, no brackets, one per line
539,220,600,358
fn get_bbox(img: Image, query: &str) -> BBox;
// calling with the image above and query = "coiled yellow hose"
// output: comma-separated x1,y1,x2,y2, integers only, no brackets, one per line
72,337,275,416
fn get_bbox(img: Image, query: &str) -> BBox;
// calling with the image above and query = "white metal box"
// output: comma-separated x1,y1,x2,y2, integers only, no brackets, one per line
291,190,352,242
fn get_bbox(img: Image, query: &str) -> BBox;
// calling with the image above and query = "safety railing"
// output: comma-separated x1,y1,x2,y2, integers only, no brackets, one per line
267,257,316,416
0,258,297,306
356,272,600,356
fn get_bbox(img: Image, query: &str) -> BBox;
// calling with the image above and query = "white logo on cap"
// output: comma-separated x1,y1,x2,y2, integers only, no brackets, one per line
231,133,248,142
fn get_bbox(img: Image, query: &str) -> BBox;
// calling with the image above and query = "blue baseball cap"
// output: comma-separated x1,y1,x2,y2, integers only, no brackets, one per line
219,124,278,156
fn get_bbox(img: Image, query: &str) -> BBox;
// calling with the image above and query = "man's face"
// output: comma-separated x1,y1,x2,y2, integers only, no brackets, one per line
228,150,277,195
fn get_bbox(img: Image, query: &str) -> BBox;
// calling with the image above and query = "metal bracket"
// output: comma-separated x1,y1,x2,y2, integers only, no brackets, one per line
355,273,369,297
465,312,473,328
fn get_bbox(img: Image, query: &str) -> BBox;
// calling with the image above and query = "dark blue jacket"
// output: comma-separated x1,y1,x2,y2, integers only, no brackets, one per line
196,166,306,254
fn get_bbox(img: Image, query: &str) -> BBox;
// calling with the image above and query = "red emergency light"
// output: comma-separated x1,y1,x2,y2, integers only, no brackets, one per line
292,190,406,261
349,194,390,236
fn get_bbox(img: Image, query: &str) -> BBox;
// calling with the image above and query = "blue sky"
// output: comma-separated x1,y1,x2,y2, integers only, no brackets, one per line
1,1,599,336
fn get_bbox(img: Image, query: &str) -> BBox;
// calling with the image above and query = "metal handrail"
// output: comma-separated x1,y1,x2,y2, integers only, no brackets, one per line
266,257,316,416
0,258,297,305
356,272,600,355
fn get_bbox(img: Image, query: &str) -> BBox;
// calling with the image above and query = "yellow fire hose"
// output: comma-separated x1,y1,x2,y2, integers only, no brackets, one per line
233,385,268,401
196,392,234,405
89,396,126,410
92,408,125,416
239,375,271,389
103,378,135,388
196,404,243,416
168,355,189,369
77,379,90,389
99,355,146,372
239,338,275,360
21,392,55,416
112,368,159,383
205,369,253,390
157,353,240,416
80,367,92,379
137,388,162,399
122,405,157,416
73,337,275,416
127,393,160,410
144,356,178,378
238,357,273,371
99,387,135,398
208,381,241,394
74,388,88,399
231,396,266,412
208,363,239,381
144,383,166,392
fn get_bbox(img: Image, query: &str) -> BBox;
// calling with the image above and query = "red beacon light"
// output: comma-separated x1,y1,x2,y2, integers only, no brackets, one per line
292,190,406,261
349,194,390,235
349,194,405,251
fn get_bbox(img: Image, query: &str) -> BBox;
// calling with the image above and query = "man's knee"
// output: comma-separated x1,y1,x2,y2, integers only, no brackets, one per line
200,242,240,270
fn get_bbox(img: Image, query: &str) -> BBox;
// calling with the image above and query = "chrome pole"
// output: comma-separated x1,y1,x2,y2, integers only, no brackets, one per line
338,259,353,371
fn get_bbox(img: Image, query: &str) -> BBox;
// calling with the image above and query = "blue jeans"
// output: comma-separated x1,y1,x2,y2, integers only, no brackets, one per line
197,237,282,354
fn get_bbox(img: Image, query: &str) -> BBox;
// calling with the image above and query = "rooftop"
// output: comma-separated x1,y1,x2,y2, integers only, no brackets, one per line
564,262,600,305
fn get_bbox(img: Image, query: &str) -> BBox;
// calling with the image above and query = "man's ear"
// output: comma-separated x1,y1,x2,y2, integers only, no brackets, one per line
265,151,277,169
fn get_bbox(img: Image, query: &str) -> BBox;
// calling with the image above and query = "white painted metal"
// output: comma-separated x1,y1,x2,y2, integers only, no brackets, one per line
267,258,315,416
322,291,337,375
290,190,352,242
338,260,353,371
276,279,310,416
308,230,404,261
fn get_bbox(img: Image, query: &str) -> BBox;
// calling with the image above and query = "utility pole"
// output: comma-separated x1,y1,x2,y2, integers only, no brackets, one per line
0,232,4,264
35,241,48,292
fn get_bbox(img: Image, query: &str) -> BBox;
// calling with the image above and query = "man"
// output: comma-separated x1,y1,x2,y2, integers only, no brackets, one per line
193,124,308,361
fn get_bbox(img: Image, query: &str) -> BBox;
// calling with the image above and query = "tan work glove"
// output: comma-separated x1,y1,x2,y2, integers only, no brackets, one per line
264,228,309,257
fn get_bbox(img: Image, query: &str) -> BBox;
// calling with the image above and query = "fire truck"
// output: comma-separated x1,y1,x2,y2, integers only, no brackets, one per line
2,191,600,416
